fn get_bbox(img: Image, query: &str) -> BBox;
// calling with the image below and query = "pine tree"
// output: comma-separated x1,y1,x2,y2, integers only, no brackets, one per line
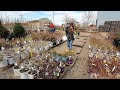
13,21,26,38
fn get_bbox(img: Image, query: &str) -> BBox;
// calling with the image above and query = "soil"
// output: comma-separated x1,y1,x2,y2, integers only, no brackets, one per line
20,68,29,73
28,70,37,75
14,66,19,69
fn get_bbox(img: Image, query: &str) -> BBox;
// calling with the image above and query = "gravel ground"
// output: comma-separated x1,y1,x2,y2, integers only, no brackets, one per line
63,35,91,79
50,32,91,79
0,67,19,79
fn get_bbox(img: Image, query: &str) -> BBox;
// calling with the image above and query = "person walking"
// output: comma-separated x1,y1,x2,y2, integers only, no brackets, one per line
49,23,55,33
65,23,75,50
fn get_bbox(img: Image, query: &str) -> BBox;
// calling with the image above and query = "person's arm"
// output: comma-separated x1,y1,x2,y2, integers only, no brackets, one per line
65,27,68,36
70,26,74,32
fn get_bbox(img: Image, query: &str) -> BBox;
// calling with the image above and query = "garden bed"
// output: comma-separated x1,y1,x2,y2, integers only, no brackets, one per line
88,33,120,79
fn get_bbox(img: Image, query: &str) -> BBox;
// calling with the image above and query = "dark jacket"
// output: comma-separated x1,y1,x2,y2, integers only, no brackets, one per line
65,26,74,41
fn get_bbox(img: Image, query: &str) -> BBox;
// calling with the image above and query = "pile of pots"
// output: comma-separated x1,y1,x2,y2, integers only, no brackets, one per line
0,54,15,68
13,50,75,79
13,59,66,79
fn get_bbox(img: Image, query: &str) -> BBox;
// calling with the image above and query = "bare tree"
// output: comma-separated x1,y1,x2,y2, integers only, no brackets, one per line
63,14,71,25
63,14,77,25
70,18,76,24
82,11,94,29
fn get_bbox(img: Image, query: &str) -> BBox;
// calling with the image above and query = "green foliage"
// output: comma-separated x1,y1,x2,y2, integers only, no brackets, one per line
13,22,26,38
0,20,10,39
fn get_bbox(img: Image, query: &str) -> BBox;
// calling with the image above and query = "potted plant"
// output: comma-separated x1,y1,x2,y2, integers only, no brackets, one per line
7,56,15,65
27,69,37,79
61,53,67,62
19,68,29,79
13,65,20,76
66,56,74,65
56,53,62,62
0,56,8,68
52,51,57,58
59,61,65,73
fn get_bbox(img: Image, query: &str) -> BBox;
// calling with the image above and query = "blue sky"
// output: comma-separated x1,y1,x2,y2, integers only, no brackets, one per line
0,11,97,25
97,11,120,26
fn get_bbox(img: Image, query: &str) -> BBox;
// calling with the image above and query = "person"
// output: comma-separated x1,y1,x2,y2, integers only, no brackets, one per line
78,30,80,36
49,23,55,33
65,23,75,50
62,24,65,31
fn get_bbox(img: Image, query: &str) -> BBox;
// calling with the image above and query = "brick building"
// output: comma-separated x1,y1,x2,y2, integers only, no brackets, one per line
99,21,120,32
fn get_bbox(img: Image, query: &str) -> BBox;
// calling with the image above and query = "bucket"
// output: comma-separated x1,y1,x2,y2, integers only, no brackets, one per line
13,66,20,76
56,40,59,45
13,53,20,61
21,53,26,60
7,57,15,64
27,70,37,79
0,60,8,68
49,43,53,47
19,68,29,79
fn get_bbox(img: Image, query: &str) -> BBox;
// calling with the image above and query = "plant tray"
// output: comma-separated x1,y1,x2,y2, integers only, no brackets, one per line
58,67,68,79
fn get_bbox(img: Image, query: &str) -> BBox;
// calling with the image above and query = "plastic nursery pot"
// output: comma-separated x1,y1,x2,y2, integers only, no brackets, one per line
67,57,73,65
7,57,15,64
0,55,3,61
0,59,8,68
60,67,65,73
13,66,20,76
19,68,29,79
59,62,65,73
27,70,37,79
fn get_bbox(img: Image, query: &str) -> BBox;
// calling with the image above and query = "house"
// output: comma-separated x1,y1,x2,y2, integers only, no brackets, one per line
89,25,96,31
3,18,52,32
28,18,52,31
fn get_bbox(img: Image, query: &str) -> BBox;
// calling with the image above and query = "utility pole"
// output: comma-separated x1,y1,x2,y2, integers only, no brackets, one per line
53,11,54,23
96,11,99,31
20,15,23,23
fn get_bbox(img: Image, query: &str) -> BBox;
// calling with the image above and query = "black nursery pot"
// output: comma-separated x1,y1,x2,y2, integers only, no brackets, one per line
14,66,19,69
20,68,29,73
28,70,37,75
60,67,64,73
67,57,73,64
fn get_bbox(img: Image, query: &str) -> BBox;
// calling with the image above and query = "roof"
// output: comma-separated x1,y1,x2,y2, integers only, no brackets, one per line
28,18,52,23
28,20,39,23
39,18,52,22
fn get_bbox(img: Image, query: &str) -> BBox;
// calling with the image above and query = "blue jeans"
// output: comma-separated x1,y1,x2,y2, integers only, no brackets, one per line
67,40,73,50
49,28,55,32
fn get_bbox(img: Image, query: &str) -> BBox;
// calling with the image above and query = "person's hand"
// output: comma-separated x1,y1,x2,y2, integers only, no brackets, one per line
74,31,77,35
